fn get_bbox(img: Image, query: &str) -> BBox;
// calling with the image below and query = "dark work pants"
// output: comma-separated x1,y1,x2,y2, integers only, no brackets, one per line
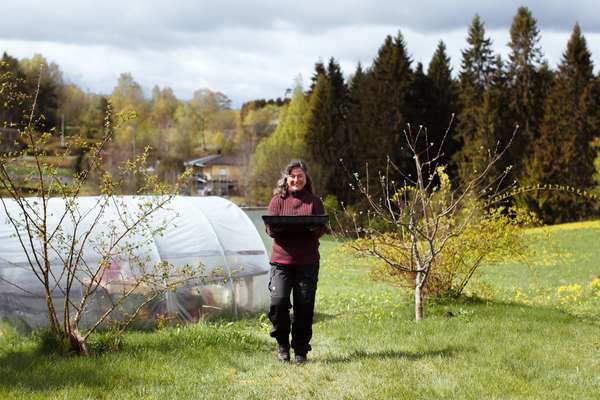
268,262,319,355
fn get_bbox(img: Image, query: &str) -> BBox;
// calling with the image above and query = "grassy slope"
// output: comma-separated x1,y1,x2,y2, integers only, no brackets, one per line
1,226,599,399
478,220,600,318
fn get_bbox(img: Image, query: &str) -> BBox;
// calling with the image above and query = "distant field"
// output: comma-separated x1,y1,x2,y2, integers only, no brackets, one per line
1,222,599,399
3,156,77,194
7,156,78,176
477,220,600,319
1,155,100,196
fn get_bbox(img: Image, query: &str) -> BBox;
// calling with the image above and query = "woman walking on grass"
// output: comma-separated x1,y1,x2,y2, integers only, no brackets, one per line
265,160,326,364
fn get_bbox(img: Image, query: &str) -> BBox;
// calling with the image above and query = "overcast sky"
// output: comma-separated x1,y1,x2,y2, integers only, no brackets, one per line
2,0,600,107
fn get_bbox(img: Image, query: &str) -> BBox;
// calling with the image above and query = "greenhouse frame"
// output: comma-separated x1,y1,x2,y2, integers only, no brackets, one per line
0,196,270,330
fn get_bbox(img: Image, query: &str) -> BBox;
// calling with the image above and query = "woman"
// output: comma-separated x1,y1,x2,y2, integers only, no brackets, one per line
266,160,326,364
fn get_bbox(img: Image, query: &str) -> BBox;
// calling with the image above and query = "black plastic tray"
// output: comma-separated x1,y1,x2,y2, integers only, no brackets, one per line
262,215,329,225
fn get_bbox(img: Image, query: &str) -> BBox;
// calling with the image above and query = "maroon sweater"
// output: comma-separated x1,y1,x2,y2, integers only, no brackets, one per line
266,189,325,265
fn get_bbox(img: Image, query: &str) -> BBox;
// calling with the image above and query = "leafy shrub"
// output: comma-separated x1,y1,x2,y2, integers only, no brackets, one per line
33,328,75,356
346,159,541,300
426,206,536,297
352,205,536,298
87,329,125,355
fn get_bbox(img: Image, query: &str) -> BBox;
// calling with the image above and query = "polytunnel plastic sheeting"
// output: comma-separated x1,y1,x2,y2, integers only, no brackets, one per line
0,196,270,330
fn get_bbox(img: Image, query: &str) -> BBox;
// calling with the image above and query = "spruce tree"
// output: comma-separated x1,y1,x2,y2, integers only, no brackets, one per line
594,77,600,191
526,23,599,222
305,72,334,195
346,62,370,191
478,55,513,188
454,15,497,186
326,58,352,200
308,60,326,94
506,6,546,181
305,58,352,200
410,62,433,127
362,31,414,181
426,41,459,175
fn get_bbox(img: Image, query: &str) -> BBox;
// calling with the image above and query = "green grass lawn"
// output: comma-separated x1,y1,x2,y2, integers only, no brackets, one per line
1,224,599,399
477,220,600,319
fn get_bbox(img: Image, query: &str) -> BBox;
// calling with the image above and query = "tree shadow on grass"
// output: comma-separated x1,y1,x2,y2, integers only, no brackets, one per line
318,346,469,364
0,330,273,394
0,349,136,393
313,312,338,324
0,319,274,394
433,295,600,326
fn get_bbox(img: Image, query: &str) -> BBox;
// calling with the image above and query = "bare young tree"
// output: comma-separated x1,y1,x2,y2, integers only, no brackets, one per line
346,119,516,321
0,66,196,354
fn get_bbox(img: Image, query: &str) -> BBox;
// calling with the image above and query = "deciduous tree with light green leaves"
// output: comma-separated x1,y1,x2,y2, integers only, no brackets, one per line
248,83,308,204
0,69,195,355
347,122,518,321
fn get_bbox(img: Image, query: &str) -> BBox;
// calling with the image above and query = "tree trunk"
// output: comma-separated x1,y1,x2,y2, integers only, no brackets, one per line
415,271,423,321
67,328,89,356
44,289,61,334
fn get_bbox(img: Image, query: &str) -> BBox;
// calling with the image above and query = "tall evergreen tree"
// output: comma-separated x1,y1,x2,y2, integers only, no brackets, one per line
305,73,334,195
362,31,414,181
346,62,371,189
506,6,546,181
478,55,513,187
326,58,352,200
426,41,459,174
305,58,352,200
526,23,599,222
308,60,326,94
454,15,497,186
594,79,600,191
410,62,433,127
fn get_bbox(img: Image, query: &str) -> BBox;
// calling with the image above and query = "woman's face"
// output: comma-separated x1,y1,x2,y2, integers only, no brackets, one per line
287,167,306,192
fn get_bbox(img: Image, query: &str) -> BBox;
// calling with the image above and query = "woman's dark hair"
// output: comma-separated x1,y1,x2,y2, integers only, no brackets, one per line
273,159,313,197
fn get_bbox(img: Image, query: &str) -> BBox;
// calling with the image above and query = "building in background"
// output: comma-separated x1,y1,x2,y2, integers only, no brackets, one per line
184,152,241,196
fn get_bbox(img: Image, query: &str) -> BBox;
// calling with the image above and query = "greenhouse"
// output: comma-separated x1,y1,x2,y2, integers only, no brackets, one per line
0,196,270,330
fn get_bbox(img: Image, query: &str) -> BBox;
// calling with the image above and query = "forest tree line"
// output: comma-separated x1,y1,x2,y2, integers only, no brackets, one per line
1,6,600,223
250,7,600,223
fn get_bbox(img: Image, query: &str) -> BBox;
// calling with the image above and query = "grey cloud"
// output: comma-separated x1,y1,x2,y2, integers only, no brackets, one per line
4,1,600,107
3,0,600,50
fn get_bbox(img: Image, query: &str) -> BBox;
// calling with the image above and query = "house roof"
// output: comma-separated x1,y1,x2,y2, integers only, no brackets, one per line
184,153,240,167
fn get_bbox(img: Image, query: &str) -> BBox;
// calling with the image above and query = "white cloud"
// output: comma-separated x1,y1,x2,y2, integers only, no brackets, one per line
2,1,600,107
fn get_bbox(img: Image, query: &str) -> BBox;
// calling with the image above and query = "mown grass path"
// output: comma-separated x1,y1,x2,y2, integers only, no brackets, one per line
1,223,599,399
